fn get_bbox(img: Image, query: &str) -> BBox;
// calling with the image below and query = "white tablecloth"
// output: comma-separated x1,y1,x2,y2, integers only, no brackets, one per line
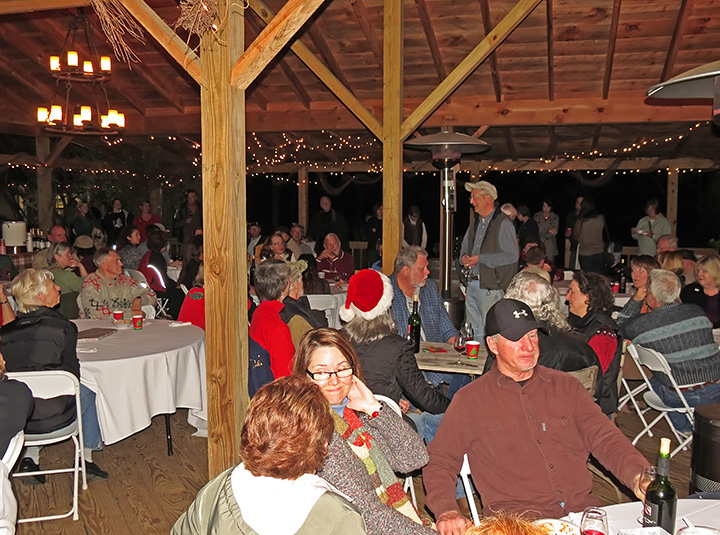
593,499,720,534
74,319,207,445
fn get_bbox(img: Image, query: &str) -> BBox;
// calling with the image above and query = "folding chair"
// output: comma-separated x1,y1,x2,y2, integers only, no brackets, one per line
1,431,24,472
565,365,599,394
6,371,87,522
306,294,341,328
628,344,696,457
619,345,651,428
460,454,481,526
125,269,165,318
373,395,418,508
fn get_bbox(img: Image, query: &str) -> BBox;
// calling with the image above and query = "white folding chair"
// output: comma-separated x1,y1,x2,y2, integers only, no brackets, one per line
6,371,87,522
306,294,341,328
125,269,166,317
373,395,418,508
1,431,24,472
1,462,16,535
628,344,695,457
460,454,480,526
179,283,189,295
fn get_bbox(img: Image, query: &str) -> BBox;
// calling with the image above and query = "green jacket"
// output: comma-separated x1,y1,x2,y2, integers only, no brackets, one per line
172,468,367,535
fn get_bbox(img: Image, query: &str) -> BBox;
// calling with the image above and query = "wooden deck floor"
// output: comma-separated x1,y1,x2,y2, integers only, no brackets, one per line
13,402,694,534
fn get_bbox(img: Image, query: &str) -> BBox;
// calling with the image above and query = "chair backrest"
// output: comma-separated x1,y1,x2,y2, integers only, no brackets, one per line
632,344,673,376
5,370,79,400
306,294,340,328
1,431,24,471
124,269,150,289
374,394,402,416
565,365,599,394
179,284,189,295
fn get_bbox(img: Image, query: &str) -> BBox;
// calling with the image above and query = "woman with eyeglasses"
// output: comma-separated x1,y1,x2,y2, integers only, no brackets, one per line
293,328,435,535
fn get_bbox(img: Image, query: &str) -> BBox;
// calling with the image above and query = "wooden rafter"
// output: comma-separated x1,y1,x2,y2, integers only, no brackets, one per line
306,22,353,93
248,0,381,139
590,125,602,152
401,0,543,140
44,135,73,166
0,0,90,15
246,15,311,109
122,0,201,84
350,0,382,67
602,0,622,99
478,0,503,102
247,87,269,111
130,61,187,114
0,53,54,102
660,0,693,82
547,125,557,155
414,0,446,83
504,127,518,161
545,0,554,101
472,125,490,138
231,0,327,90
0,85,32,114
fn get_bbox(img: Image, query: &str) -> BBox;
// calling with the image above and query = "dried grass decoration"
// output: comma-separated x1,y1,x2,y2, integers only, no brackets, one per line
176,0,220,38
90,0,145,66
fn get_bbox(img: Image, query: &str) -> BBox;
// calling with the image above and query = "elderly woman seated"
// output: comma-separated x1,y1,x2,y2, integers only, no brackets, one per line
681,253,720,328
0,269,107,481
172,375,366,535
293,328,435,535
47,241,88,319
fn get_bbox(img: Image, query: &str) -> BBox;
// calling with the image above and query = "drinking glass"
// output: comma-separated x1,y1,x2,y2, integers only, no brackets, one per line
639,465,656,499
580,507,608,535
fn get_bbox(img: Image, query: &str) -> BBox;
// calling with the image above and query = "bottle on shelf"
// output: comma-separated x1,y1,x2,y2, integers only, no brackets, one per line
619,257,627,293
643,437,677,534
26,230,33,252
407,293,421,353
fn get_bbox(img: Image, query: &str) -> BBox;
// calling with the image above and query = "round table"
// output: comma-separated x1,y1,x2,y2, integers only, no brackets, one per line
73,318,207,445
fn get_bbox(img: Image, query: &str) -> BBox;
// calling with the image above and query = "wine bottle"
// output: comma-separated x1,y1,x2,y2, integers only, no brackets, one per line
619,257,627,293
643,437,677,534
408,293,421,353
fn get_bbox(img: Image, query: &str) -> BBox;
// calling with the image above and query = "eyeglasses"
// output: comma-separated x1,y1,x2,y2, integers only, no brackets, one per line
306,367,353,382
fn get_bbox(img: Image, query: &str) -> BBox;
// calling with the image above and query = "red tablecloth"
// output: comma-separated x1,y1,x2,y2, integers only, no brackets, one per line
9,252,35,271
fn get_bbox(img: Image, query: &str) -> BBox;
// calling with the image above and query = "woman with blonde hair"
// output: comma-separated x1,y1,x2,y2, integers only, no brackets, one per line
681,253,720,327
658,250,686,286
293,328,434,535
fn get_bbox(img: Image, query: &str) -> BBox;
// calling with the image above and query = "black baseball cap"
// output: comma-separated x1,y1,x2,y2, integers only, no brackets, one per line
485,299,547,341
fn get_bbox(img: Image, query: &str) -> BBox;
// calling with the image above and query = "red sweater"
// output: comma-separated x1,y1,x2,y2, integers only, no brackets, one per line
249,300,295,378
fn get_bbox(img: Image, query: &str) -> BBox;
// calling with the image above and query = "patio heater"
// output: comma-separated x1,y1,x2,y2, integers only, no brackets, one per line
646,60,720,126
405,130,490,323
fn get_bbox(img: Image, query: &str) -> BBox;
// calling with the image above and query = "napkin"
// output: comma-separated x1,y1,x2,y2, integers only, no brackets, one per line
169,322,193,328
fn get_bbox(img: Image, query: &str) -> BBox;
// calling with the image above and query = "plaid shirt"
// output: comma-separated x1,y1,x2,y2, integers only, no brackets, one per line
389,273,458,343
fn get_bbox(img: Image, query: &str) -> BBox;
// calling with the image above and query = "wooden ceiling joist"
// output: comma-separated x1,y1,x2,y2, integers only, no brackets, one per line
350,0,383,67
414,0,447,84
0,54,54,102
472,125,490,138
231,0,327,90
504,127,518,161
401,0,543,140
249,0,382,139
122,0,201,84
305,23,353,93
660,0,693,81
545,0,554,101
0,0,90,15
602,0,622,99
43,135,73,167
478,0,503,102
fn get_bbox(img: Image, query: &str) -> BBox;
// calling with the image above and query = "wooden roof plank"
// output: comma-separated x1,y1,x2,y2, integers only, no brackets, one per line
602,0,622,100
414,0,447,84
478,0,503,102
122,0,201,84
231,0,327,90
545,0,554,101
0,52,54,102
305,22,354,93
401,0,543,139
248,0,382,139
0,0,90,15
350,0,383,67
660,0,694,81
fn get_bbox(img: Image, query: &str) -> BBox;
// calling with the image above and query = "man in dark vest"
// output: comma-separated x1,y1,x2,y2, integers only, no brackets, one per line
459,181,518,340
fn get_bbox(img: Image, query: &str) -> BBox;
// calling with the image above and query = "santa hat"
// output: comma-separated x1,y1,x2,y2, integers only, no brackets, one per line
340,269,394,322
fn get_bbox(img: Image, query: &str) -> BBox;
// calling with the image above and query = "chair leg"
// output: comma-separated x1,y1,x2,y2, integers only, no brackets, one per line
165,414,173,456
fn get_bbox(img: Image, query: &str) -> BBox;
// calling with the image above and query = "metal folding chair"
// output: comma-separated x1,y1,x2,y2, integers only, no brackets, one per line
306,294,341,328
460,454,481,526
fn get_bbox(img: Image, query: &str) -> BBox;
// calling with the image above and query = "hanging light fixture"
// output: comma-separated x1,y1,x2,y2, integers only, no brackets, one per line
36,11,125,135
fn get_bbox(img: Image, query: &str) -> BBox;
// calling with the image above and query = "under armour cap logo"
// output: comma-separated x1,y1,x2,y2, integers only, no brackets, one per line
512,310,528,319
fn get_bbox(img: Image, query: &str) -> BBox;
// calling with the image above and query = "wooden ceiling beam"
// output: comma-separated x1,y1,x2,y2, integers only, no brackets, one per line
43,135,74,166
231,0,327,89
0,53,54,102
545,0,554,101
602,0,622,99
590,125,602,152
478,0,502,102
130,61,187,113
306,22,353,93
248,0,381,139
247,87,269,111
0,0,90,15
246,15,311,109
122,0,201,84
350,0,383,67
547,125,557,155
660,0,693,82
504,127,518,161
472,125,490,138
414,0,447,84
401,0,543,140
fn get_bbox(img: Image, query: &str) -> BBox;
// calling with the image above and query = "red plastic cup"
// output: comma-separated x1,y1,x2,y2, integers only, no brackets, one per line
466,340,480,359
132,315,143,330
112,310,124,322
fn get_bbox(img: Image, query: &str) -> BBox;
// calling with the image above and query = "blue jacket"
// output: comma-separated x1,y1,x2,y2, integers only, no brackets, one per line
389,274,458,343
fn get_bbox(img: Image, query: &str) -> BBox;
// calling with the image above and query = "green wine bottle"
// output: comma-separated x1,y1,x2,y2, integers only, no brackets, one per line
643,437,677,534
408,293,421,353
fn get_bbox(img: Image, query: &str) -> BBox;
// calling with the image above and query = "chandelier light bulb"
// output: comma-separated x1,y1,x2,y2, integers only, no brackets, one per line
101,114,110,128
73,114,83,127
50,56,61,71
100,56,111,71
49,105,63,123
67,51,79,67
37,107,49,122
83,61,93,73
116,112,125,128
80,106,92,122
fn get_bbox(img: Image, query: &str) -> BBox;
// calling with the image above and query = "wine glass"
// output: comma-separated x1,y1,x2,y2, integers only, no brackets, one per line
454,331,467,353
639,465,656,499
580,507,608,535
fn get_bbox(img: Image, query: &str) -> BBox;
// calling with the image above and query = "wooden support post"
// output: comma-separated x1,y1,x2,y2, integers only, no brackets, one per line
201,1,247,478
35,136,53,232
298,166,309,229
381,0,403,277
667,168,678,235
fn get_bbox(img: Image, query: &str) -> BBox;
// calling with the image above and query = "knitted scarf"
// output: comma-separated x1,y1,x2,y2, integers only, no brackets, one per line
332,407,423,525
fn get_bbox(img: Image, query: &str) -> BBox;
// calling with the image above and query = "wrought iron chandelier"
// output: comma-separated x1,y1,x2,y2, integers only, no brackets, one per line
36,11,125,135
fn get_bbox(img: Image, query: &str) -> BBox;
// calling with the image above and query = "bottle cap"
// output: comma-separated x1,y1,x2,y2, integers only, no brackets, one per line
660,437,671,455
